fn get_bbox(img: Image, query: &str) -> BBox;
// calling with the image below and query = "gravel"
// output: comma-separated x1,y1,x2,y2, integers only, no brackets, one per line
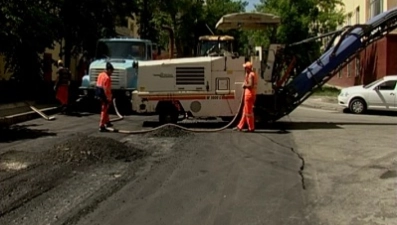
145,126,192,138
0,135,148,217
50,135,147,164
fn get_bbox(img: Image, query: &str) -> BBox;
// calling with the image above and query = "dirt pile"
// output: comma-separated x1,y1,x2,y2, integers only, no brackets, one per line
145,126,191,138
50,135,147,164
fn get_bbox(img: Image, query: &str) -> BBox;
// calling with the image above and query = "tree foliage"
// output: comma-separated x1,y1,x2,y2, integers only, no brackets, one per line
0,0,346,83
58,0,138,66
0,0,61,82
0,0,138,81
251,0,345,72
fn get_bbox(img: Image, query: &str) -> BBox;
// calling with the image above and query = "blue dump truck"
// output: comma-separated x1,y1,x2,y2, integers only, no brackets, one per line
79,38,156,113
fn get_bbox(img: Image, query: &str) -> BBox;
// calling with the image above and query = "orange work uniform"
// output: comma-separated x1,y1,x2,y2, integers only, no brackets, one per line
55,67,71,106
96,71,112,128
237,67,258,131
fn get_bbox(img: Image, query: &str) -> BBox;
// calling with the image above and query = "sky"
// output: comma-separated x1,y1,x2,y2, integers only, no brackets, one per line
245,0,260,11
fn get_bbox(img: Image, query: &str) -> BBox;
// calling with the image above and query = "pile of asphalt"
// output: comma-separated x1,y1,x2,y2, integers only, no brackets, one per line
145,126,191,138
50,135,147,164
0,135,148,217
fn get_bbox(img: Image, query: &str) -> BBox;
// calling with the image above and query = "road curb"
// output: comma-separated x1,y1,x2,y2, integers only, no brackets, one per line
0,101,36,110
300,102,342,112
1,107,60,127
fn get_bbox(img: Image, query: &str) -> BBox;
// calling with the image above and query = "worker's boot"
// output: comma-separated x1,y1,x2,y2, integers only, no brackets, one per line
99,126,107,132
232,127,242,132
105,122,113,127
60,105,67,114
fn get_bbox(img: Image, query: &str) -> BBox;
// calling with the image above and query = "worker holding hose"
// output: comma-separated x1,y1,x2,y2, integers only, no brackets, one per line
96,62,114,132
234,61,258,132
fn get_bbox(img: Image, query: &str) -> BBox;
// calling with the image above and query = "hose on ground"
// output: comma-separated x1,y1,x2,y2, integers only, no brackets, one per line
106,94,245,134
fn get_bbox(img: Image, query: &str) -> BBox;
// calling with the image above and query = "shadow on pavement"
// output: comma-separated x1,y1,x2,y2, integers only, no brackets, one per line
142,120,397,131
0,124,57,143
364,111,397,117
343,108,397,117
263,121,397,131
63,111,95,117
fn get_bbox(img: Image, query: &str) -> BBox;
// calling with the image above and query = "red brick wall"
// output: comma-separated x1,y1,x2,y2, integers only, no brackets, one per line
386,34,397,75
328,35,391,88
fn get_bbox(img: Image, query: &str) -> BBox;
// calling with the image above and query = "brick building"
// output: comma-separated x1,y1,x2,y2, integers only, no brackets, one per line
328,0,397,88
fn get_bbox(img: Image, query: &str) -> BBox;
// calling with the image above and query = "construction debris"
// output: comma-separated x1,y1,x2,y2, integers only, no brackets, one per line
51,135,147,164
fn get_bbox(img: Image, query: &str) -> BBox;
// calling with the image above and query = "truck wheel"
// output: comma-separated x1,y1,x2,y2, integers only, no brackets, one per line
159,108,179,124
221,116,234,122
349,98,366,114
114,98,132,115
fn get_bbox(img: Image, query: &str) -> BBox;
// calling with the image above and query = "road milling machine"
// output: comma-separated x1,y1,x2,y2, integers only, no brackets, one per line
125,9,397,124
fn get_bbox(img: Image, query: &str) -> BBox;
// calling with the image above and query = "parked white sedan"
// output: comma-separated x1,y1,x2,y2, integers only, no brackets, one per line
338,75,397,114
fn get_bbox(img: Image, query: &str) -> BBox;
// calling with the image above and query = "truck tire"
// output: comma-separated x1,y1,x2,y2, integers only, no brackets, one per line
114,98,132,115
159,109,178,124
221,116,234,122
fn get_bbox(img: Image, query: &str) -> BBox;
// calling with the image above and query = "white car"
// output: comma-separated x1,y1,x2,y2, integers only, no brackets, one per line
338,75,397,114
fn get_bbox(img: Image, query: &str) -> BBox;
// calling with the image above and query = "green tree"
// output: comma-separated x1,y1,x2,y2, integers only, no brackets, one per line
58,0,139,66
0,0,61,82
136,0,159,42
201,0,248,54
146,0,248,57
253,0,345,72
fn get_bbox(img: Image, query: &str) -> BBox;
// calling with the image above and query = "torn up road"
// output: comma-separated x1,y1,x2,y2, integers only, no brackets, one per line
0,134,148,224
76,128,311,225
0,113,310,225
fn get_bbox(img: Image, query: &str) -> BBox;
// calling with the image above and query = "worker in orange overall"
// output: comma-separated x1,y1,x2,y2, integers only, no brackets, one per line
54,60,72,114
95,62,114,132
234,61,258,132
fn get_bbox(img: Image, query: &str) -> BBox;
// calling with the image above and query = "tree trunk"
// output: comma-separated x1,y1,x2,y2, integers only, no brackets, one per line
63,37,72,69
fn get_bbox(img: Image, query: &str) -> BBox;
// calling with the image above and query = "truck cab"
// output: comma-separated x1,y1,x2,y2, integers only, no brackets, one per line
79,38,153,99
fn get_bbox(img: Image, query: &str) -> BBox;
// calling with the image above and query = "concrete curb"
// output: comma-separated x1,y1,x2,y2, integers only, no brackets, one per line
0,101,36,110
323,84,343,90
0,107,60,127
300,102,342,112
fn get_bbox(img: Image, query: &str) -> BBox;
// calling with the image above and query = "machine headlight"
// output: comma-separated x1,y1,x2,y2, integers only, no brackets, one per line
125,91,131,97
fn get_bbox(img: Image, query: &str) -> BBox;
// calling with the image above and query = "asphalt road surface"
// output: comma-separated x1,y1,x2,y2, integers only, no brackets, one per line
0,107,396,225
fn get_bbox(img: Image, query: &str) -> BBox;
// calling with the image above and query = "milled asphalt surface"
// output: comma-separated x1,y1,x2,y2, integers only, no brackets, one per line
0,107,396,225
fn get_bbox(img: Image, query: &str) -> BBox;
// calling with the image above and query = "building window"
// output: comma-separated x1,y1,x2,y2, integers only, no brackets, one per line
370,0,383,18
356,7,360,24
338,70,342,78
355,57,360,77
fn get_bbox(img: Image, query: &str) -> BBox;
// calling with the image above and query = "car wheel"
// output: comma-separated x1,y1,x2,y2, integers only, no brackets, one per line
349,98,366,114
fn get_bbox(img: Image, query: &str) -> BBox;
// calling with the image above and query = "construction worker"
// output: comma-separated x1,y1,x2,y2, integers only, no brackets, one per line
96,62,114,132
54,60,71,114
234,61,258,132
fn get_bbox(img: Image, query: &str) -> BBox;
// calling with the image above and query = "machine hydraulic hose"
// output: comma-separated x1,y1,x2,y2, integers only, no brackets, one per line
106,94,245,134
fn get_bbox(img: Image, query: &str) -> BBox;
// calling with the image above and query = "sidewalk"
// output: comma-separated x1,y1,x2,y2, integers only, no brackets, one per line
300,96,342,111
0,101,59,127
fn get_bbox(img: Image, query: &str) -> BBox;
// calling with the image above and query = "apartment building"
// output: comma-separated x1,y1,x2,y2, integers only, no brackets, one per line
328,0,397,88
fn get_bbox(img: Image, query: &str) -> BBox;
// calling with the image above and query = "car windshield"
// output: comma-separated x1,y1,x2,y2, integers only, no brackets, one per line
96,41,147,60
363,78,383,89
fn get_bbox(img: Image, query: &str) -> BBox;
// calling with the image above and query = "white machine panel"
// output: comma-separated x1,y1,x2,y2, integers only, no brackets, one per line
138,57,212,92
263,44,283,82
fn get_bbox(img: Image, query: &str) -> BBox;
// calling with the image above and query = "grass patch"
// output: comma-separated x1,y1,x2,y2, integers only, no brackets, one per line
312,86,340,97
